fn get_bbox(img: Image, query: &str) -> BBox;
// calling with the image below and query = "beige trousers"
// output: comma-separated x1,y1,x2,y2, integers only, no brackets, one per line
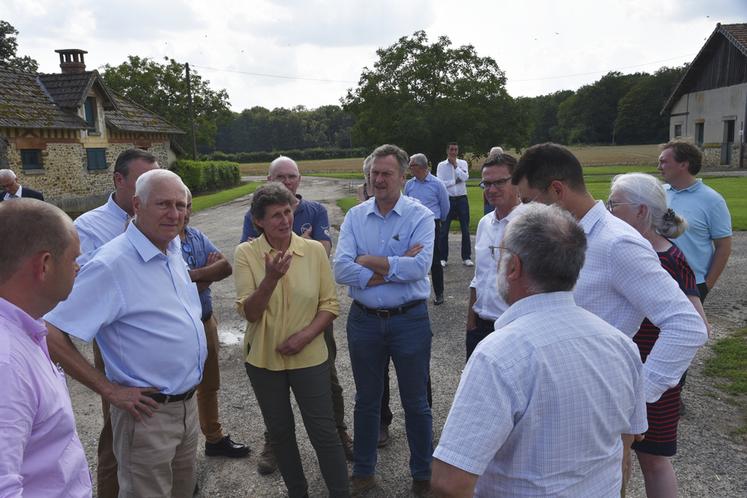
111,395,198,498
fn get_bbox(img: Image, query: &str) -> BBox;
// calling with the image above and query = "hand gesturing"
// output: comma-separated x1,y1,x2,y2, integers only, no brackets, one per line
265,250,292,280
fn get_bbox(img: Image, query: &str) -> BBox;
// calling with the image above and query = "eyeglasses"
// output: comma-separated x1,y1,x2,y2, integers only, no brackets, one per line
605,200,637,213
488,245,516,261
479,177,513,190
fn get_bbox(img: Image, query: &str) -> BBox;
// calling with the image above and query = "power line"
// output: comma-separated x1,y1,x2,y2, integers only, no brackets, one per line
191,64,357,84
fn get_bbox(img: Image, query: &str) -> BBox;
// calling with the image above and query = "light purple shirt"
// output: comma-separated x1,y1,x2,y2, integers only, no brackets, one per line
0,298,92,497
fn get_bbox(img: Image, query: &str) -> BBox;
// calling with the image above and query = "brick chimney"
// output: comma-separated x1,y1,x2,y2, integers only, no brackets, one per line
55,49,88,74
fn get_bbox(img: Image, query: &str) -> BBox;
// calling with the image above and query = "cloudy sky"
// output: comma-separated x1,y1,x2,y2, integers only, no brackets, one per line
4,0,746,112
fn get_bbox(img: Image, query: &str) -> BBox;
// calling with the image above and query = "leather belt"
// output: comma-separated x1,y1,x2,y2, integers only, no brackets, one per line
449,195,467,199
353,300,425,319
146,388,196,404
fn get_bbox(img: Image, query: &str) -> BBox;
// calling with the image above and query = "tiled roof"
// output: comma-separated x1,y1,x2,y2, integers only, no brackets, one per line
0,66,183,135
662,23,747,114
106,93,184,135
0,67,88,129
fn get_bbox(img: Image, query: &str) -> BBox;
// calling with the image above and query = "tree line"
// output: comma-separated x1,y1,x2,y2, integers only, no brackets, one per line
2,22,686,161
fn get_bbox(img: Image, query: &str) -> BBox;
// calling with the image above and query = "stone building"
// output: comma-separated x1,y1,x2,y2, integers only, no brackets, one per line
0,49,184,211
662,23,747,169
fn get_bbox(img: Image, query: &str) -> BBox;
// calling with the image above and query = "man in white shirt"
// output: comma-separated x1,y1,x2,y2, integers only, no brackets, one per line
436,142,473,267
512,143,707,493
432,203,647,497
466,153,523,360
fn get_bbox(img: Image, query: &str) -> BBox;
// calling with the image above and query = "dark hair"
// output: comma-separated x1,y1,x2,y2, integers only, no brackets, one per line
502,203,587,292
249,182,296,234
447,142,458,150
482,153,518,174
661,140,702,175
0,199,73,283
114,148,157,177
512,143,585,192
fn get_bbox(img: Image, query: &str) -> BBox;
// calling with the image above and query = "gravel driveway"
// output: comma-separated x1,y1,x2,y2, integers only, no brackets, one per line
68,176,746,497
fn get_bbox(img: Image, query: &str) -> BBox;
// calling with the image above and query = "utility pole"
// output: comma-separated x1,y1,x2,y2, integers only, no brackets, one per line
185,62,198,160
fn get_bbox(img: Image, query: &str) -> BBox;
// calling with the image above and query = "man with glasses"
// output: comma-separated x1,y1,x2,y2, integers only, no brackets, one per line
511,143,707,494
405,153,450,305
465,154,523,360
432,203,647,497
179,191,249,459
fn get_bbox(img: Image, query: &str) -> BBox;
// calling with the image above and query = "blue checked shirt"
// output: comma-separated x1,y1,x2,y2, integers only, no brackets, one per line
435,292,647,497
334,195,434,308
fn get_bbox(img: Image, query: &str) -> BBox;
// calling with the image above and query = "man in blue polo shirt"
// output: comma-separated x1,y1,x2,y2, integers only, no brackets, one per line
659,140,732,302
241,156,353,473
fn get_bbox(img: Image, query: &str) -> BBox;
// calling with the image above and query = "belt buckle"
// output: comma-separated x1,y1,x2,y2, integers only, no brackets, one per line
163,394,172,403
375,309,391,319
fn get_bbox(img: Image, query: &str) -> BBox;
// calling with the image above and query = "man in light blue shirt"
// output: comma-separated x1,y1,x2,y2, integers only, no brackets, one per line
45,169,206,498
659,140,732,302
334,144,435,496
404,153,449,304
432,204,647,497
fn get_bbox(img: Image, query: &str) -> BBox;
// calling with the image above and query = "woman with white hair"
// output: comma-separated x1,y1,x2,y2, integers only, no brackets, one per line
607,172,708,498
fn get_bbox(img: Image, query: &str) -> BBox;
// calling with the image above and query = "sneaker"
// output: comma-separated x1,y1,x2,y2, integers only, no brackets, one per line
257,433,277,475
463,259,474,267
350,475,377,497
433,295,444,305
204,435,250,458
377,425,390,448
440,260,447,267
339,429,354,461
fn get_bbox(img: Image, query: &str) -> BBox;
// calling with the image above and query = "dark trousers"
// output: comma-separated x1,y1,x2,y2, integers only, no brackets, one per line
246,362,349,498
465,316,496,361
682,283,710,389
323,323,347,431
431,220,444,297
440,195,471,262
380,366,433,427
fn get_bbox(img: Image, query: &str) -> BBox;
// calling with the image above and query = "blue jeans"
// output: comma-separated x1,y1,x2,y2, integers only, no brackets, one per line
346,301,433,480
440,195,471,261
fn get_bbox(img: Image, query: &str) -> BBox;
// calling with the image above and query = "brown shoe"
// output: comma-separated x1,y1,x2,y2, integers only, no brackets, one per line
377,425,390,448
257,433,277,475
350,475,377,497
412,479,432,497
339,429,354,461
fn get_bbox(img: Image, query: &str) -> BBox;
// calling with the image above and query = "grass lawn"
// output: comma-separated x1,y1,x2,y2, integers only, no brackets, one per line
191,181,259,213
704,327,747,437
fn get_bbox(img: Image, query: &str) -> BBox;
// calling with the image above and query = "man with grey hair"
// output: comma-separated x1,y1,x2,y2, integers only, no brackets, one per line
45,169,207,497
335,144,435,496
432,203,647,497
241,155,354,472
0,169,44,201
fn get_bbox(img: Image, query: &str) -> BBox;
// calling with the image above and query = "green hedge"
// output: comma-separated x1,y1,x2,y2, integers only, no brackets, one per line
170,160,241,194
207,147,369,163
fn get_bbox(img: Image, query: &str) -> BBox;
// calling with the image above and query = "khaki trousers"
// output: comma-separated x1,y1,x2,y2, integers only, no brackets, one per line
93,340,118,498
111,395,199,498
196,314,224,443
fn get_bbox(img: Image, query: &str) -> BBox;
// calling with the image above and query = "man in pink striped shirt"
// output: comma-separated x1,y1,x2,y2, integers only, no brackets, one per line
0,199,91,498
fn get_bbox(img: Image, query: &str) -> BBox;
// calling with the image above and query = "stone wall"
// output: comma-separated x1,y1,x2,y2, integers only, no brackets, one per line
702,143,743,170
0,134,171,212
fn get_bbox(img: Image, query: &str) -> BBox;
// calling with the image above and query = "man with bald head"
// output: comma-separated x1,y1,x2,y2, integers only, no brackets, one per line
241,155,353,473
0,199,91,497
45,169,207,497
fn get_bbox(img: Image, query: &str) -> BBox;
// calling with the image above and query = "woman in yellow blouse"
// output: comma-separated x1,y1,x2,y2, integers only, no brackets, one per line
234,183,349,498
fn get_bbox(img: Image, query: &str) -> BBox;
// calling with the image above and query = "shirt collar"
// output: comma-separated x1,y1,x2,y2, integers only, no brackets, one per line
494,291,577,329
14,185,23,198
255,232,306,257
490,202,525,225
366,194,405,218
578,200,607,235
666,178,703,193
0,297,48,342
106,192,130,221
125,221,179,262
